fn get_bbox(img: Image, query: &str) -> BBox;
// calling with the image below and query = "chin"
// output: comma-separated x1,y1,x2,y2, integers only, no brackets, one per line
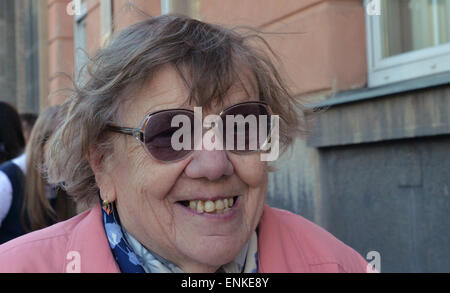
180,234,248,269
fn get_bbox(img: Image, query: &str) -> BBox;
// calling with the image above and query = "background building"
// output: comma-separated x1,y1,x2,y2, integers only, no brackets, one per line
0,0,449,272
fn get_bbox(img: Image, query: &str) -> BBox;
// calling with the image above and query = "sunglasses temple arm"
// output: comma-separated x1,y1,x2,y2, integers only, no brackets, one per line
108,125,144,141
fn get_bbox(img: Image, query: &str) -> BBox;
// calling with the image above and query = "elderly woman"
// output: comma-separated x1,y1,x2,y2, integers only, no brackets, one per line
0,15,367,273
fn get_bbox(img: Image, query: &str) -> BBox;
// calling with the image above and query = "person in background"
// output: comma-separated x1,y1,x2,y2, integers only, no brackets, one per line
0,106,76,244
0,101,25,165
0,101,26,239
19,113,38,145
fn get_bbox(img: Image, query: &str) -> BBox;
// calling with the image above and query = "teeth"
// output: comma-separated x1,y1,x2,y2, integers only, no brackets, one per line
187,197,235,213
204,201,215,212
197,201,204,213
214,199,224,210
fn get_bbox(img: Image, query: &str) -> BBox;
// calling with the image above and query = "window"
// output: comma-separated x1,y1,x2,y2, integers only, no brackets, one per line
74,0,87,79
366,0,450,87
161,0,200,19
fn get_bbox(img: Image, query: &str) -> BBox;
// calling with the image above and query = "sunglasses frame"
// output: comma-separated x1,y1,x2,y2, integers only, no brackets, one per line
108,101,275,163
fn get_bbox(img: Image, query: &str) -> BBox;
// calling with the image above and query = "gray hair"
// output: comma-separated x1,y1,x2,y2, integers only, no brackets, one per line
46,14,305,206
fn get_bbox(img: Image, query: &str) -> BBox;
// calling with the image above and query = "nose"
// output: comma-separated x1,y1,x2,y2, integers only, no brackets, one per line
184,150,234,181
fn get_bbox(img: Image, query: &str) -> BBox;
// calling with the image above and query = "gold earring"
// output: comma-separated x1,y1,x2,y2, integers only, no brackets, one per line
102,198,113,215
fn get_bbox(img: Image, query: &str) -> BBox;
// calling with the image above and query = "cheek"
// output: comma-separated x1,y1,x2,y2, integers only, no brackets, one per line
111,141,185,210
115,145,189,242
128,150,186,201
229,153,268,226
228,152,267,188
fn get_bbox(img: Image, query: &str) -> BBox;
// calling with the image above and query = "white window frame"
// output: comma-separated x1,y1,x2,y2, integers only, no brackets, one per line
100,0,112,46
365,0,450,87
74,0,87,81
161,0,200,19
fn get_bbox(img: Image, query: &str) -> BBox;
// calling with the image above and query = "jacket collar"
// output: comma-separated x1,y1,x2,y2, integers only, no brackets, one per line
65,204,120,273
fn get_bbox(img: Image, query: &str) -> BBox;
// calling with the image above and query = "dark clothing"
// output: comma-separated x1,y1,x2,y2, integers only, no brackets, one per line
0,161,26,244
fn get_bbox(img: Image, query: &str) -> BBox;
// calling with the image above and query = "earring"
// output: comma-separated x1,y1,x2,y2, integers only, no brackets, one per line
102,198,113,215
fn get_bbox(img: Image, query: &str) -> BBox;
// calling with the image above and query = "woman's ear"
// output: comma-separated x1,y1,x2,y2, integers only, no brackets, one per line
87,145,117,202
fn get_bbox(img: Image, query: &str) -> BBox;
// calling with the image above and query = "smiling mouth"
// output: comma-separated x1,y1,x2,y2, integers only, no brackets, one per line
177,196,239,214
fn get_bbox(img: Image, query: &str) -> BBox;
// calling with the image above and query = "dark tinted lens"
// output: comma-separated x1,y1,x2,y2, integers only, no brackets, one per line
222,103,271,152
144,110,194,162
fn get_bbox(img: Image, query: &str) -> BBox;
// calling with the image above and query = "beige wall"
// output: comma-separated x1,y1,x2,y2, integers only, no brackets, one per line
86,0,101,53
44,0,367,105
201,0,367,99
47,0,74,105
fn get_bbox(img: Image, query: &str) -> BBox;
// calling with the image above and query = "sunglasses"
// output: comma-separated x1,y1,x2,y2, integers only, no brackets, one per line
108,101,273,163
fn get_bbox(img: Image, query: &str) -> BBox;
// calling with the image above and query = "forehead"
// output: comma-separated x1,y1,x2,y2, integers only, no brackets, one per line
120,65,258,125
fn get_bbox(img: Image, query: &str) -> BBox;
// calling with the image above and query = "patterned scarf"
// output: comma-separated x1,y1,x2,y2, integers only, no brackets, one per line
101,198,258,273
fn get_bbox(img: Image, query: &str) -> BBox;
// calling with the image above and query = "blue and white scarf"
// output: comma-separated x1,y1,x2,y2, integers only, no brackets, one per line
101,198,258,273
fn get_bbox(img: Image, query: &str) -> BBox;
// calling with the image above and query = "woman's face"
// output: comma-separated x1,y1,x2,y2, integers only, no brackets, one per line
96,65,268,273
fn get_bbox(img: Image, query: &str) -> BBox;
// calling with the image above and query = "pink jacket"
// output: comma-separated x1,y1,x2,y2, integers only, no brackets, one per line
0,204,368,273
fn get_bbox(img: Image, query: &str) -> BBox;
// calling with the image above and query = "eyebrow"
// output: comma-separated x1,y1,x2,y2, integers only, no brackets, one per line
140,82,256,117
141,98,192,116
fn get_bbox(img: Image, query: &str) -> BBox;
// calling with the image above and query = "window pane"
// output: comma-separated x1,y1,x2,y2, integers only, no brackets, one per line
381,0,450,58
